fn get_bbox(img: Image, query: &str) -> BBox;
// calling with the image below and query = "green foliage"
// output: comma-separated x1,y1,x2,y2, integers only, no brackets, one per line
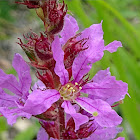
0,117,8,132
6,68,17,75
0,117,8,140
14,125,39,140
65,0,140,139
0,1,14,21
0,1,17,40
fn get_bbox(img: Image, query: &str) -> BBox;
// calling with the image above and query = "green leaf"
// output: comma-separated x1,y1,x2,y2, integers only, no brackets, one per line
14,126,39,140
0,117,8,132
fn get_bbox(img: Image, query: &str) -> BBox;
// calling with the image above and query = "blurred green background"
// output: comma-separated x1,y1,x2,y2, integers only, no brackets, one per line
0,0,140,139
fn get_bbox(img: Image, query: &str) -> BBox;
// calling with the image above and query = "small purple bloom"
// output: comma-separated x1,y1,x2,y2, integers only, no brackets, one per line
52,36,125,128
23,28,127,130
0,54,32,125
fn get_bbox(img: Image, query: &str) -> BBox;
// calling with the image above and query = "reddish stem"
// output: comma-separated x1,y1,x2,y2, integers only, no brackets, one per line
111,103,120,108
55,101,65,139
111,100,123,108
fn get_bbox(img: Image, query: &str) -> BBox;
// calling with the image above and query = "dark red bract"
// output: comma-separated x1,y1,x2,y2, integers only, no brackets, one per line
40,0,67,34
16,0,40,9
17,32,55,70
62,117,95,139
63,34,89,78
36,70,55,89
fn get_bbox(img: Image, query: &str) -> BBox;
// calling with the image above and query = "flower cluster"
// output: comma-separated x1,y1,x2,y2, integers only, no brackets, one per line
0,0,128,139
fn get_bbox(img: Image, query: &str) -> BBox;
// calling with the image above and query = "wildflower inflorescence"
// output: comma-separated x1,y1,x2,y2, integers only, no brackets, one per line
0,0,128,140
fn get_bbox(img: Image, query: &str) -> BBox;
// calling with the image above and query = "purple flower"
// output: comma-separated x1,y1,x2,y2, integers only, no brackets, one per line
23,25,127,129
0,54,32,125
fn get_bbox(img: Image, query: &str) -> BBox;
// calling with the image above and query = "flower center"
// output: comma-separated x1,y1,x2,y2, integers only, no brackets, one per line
59,82,82,101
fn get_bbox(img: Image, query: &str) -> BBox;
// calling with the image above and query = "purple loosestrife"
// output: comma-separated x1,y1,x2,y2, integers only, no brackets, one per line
0,54,32,125
22,34,127,127
20,16,128,139
0,0,129,139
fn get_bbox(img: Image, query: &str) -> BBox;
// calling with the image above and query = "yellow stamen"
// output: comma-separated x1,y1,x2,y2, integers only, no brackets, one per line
63,87,66,91
75,82,78,85
79,87,82,90
69,87,73,90
92,111,98,117
67,89,72,92
67,85,70,88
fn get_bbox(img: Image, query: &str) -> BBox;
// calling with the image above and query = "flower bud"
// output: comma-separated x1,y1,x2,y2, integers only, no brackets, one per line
17,31,55,70
36,0,67,35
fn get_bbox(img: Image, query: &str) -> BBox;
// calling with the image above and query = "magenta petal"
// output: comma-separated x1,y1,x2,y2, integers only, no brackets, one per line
12,53,31,95
0,88,18,107
60,14,79,45
82,68,128,104
71,113,89,130
37,127,49,140
104,40,122,53
76,97,122,127
96,109,122,127
78,21,103,45
72,40,104,82
33,80,46,90
76,97,97,113
0,107,31,125
23,89,60,115
52,37,69,85
72,22,104,82
0,69,22,96
61,101,76,114
87,127,122,140
0,53,31,99
92,67,111,83
61,101,88,130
